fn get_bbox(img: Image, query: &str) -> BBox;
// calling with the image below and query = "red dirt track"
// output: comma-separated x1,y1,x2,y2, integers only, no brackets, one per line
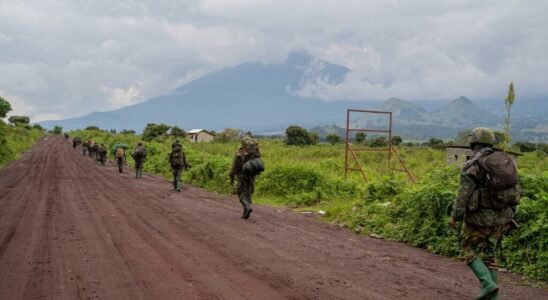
0,136,545,299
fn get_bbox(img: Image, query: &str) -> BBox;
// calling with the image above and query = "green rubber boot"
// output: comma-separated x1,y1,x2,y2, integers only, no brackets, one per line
487,269,499,300
468,257,499,300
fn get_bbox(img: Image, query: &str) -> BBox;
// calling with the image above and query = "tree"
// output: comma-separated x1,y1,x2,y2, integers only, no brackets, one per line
428,138,444,149
8,115,30,125
215,128,240,142
53,125,63,134
326,134,341,145
32,124,44,131
285,126,310,145
370,136,387,147
0,96,11,118
170,126,187,138
355,132,366,143
391,135,403,146
308,132,319,145
502,82,515,151
120,129,136,135
109,129,117,134
514,142,536,153
85,125,101,131
142,123,171,141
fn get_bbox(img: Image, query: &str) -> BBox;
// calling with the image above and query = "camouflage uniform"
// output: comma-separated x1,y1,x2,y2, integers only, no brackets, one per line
169,141,189,192
82,141,89,156
97,144,107,166
115,148,126,173
132,144,147,179
230,137,260,219
451,127,518,300
452,147,515,268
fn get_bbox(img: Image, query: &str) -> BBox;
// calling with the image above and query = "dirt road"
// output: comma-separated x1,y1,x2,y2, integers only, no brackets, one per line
0,136,545,299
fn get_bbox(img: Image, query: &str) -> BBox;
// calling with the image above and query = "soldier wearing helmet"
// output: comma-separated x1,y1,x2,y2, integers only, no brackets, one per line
450,127,519,300
230,136,261,219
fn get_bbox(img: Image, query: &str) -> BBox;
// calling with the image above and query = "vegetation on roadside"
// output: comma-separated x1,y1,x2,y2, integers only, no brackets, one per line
0,97,44,167
70,127,547,280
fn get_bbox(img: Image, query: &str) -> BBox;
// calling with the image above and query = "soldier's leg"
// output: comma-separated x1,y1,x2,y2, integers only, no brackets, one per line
241,176,253,219
135,161,140,178
175,168,182,191
462,224,499,299
237,176,249,217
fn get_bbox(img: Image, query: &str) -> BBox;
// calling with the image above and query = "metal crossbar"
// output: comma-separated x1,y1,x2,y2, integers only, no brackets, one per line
344,109,415,183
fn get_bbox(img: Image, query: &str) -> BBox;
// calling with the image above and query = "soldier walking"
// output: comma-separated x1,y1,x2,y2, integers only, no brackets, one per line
168,140,190,192
89,140,96,158
230,136,263,219
132,142,147,179
115,146,127,173
96,143,107,166
82,140,89,156
450,127,520,300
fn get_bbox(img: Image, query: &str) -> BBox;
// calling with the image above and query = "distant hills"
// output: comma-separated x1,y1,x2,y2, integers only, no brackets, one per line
40,53,547,141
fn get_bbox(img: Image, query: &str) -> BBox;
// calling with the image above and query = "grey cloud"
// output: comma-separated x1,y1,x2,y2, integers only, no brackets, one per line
0,0,547,121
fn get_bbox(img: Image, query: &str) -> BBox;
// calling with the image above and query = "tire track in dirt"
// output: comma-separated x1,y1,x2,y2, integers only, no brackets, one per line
0,136,546,300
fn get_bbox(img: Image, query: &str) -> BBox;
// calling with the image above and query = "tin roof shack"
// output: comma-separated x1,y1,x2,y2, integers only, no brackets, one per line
188,129,215,143
445,146,522,167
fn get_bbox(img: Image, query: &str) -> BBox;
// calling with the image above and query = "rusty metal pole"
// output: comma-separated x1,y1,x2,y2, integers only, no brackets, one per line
388,112,392,168
345,109,350,179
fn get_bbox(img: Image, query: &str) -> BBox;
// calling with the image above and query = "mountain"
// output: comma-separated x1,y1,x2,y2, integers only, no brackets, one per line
430,96,499,128
40,53,545,141
41,53,354,133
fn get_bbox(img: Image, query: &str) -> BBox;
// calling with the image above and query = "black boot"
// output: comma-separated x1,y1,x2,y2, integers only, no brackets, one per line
243,199,253,219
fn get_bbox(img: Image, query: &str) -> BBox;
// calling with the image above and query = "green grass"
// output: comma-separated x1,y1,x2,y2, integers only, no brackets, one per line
0,122,44,167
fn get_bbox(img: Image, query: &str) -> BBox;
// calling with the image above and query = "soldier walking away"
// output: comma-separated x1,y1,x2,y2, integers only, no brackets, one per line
115,146,127,173
89,140,96,158
72,137,81,150
168,140,190,192
450,127,520,300
132,142,147,179
64,133,69,141
82,140,89,156
96,143,107,166
230,136,264,219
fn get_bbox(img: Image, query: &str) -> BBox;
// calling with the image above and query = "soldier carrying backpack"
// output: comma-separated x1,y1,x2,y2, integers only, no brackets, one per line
115,146,127,173
230,136,264,219
450,127,520,300
168,140,190,192
132,142,147,179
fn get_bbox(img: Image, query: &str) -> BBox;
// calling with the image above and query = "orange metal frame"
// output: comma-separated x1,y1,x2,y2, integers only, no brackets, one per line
344,109,416,183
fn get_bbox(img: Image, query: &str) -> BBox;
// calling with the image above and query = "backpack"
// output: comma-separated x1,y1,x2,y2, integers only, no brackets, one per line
477,151,520,209
115,148,125,158
171,145,184,166
242,157,265,176
133,147,146,159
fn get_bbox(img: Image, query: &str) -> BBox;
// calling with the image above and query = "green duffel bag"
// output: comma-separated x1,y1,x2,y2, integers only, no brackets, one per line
242,157,265,176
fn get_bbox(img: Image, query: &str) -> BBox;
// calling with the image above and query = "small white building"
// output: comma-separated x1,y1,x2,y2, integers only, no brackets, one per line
445,146,521,167
188,129,215,143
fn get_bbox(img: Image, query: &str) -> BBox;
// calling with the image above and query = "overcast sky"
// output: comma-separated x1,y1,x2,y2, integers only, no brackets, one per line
1,0,547,121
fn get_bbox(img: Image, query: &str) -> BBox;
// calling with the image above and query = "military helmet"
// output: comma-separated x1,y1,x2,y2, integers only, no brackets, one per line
240,136,253,147
467,127,496,145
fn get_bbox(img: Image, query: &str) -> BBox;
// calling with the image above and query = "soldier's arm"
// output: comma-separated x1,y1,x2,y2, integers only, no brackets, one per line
451,172,477,221
229,151,240,179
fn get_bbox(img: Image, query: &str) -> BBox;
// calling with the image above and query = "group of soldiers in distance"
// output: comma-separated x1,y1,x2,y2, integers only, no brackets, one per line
65,133,263,220
68,135,147,177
